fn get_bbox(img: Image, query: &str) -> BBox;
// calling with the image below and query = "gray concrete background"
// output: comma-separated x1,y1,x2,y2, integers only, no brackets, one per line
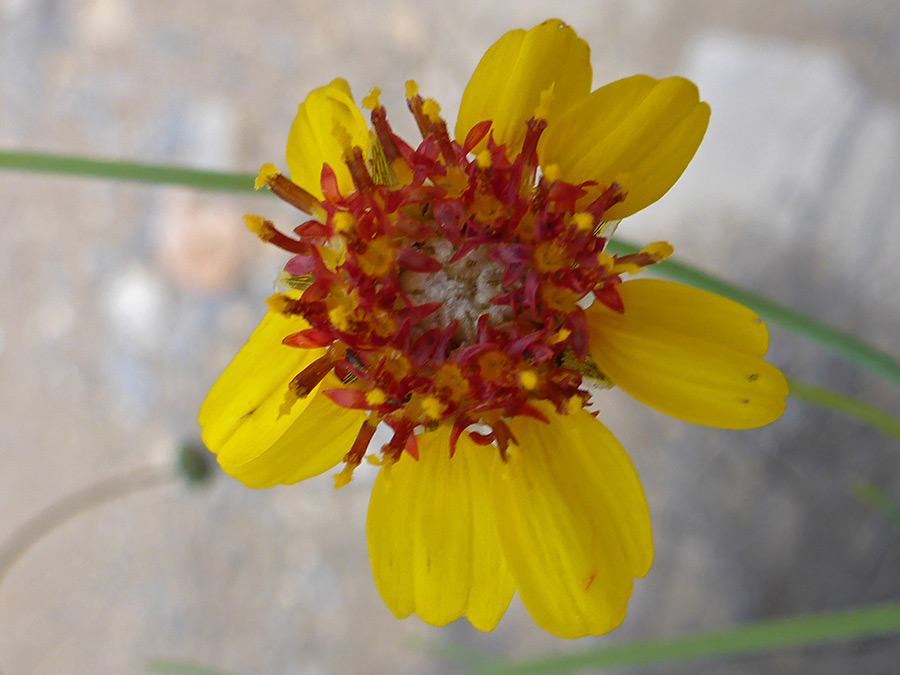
1,1,899,673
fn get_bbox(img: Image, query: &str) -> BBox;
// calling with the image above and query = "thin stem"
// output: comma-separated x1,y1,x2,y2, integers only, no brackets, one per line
854,480,900,529
475,602,900,674
787,378,900,442
606,240,900,388
146,660,235,675
0,150,258,193
0,464,174,584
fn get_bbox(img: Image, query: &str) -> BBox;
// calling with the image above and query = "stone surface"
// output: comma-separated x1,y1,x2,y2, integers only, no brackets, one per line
1,1,899,673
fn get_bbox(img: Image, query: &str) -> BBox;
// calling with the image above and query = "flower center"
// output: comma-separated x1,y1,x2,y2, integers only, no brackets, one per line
251,82,672,481
399,241,511,344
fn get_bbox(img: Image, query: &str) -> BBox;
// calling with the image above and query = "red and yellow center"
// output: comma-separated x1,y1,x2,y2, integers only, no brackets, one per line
250,82,671,482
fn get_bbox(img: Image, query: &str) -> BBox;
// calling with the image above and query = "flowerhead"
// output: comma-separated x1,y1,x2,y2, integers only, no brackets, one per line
200,19,788,638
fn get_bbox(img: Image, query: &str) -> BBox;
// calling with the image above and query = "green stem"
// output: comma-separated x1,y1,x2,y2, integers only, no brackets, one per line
0,150,257,193
787,379,900,442
854,480,900,529
146,660,235,675
476,602,900,674
0,464,174,584
0,465,175,675
606,240,900,388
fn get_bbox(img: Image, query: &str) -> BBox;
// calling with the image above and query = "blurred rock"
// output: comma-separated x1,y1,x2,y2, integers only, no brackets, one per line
155,191,247,294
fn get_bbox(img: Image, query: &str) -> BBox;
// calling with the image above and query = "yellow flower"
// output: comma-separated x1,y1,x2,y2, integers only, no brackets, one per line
199,19,788,638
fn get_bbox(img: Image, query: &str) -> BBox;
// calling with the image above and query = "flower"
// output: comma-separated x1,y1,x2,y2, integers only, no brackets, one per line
199,19,788,638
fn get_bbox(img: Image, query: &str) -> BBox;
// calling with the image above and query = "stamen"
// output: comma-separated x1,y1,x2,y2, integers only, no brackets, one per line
345,146,376,192
361,87,382,110
256,167,321,215
245,215,310,254
289,354,335,398
368,106,408,183
586,184,625,220
572,212,594,231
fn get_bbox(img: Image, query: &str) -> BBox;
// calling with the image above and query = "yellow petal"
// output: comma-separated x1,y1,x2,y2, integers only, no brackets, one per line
286,77,370,198
367,426,514,631
540,75,710,219
455,19,591,155
586,279,789,428
495,412,653,638
199,309,365,487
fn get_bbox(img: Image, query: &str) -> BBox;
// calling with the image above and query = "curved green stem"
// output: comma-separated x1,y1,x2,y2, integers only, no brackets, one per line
0,464,174,584
854,480,900,529
0,150,257,193
787,379,900,442
475,602,900,674
146,660,234,675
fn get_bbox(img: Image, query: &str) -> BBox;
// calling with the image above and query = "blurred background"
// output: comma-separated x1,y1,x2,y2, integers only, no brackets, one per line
1,0,899,673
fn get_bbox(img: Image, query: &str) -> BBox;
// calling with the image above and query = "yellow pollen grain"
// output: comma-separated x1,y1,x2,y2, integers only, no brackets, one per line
437,166,469,198
265,292,292,314
476,149,492,169
327,293,356,329
327,303,350,331
473,193,503,222
405,79,419,99
317,242,346,270
542,285,579,313
366,388,387,406
332,211,356,234
549,327,571,344
566,395,584,415
381,349,411,380
255,163,279,190
370,306,398,338
519,370,539,390
517,212,537,240
391,157,414,187
358,237,397,277
333,463,356,489
613,261,642,275
434,363,469,400
542,163,561,183
422,98,441,122
597,251,615,273
573,212,594,231
362,87,382,110
642,240,674,261
244,214,275,242
420,395,445,420
534,240,566,273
